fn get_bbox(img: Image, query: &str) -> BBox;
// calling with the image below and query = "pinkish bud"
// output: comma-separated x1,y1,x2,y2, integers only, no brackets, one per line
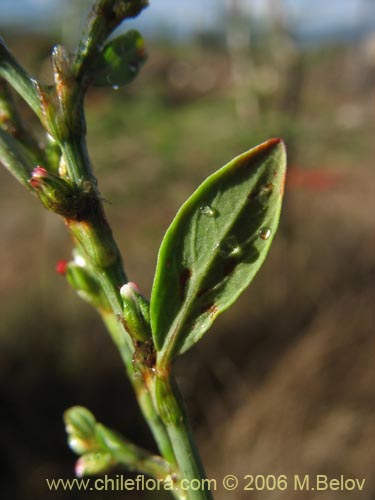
120,281,141,298
75,452,112,477
29,166,48,188
120,282,151,342
28,166,79,217
56,259,68,275
75,458,85,478
32,166,48,177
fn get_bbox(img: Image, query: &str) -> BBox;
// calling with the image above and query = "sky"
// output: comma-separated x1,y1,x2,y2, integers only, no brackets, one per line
0,0,373,43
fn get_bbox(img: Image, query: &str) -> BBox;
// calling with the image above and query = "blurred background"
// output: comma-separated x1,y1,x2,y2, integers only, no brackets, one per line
0,0,374,499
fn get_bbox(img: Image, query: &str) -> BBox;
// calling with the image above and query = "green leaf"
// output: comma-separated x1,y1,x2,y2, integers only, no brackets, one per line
150,138,286,364
93,30,146,88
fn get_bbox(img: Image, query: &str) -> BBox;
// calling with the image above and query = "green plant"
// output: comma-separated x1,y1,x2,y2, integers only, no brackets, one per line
0,1,286,499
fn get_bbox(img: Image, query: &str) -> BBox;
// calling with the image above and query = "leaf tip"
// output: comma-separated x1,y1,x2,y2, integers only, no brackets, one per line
257,137,286,154
235,137,286,171
254,138,287,194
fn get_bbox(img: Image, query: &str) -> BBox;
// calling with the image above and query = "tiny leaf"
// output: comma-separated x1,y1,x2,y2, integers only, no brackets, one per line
150,138,286,363
93,30,146,88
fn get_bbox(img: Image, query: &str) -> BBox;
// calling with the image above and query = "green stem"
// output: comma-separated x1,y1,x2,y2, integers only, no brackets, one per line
1,6,212,496
153,375,213,500
117,451,173,481
52,46,181,467
0,79,43,158
57,106,179,469
59,100,211,499
0,128,34,188
92,278,177,467
66,206,210,499
95,421,175,481
0,38,42,118
60,136,95,183
72,0,148,83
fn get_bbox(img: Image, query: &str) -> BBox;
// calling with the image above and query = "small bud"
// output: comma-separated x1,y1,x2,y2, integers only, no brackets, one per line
56,259,68,275
75,452,112,477
29,166,48,188
120,282,151,342
28,166,79,217
65,261,110,310
120,281,141,298
64,406,96,441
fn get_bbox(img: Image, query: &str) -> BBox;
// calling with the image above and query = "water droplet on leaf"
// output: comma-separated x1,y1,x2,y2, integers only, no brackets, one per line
258,227,271,240
218,236,242,257
112,84,119,90
199,205,216,217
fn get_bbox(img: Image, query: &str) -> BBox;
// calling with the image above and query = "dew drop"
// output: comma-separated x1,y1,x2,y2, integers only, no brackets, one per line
199,205,216,217
258,227,271,240
112,84,119,90
30,77,39,90
218,236,242,257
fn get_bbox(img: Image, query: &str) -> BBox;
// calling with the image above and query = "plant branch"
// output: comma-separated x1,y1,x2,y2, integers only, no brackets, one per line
72,0,148,84
0,4,215,498
97,311,178,465
153,375,213,500
0,37,43,119
0,78,42,158
0,128,35,189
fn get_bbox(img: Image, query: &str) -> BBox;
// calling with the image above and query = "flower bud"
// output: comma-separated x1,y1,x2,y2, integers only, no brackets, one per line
120,282,151,342
64,406,96,441
28,166,78,217
64,406,97,456
75,452,112,477
65,259,110,311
